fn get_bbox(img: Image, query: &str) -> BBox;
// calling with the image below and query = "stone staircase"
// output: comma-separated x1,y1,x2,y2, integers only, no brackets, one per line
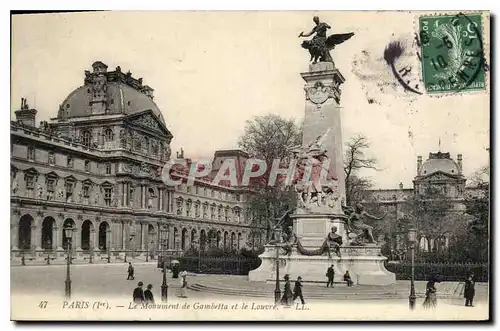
189,280,463,301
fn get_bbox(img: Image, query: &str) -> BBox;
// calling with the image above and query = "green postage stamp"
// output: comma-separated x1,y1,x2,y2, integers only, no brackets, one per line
419,13,485,94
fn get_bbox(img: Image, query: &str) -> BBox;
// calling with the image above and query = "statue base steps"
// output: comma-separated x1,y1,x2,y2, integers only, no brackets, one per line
248,245,396,286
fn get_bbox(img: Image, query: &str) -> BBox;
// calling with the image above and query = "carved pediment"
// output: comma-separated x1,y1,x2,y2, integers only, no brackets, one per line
129,112,165,134
420,171,460,181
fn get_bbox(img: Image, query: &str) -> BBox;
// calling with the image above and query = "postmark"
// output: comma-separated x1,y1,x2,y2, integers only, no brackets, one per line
419,13,485,94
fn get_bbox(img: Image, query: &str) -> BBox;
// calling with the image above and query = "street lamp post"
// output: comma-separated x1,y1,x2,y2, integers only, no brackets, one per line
274,243,281,304
161,225,168,302
45,239,52,265
106,229,111,263
21,240,26,266
408,227,417,310
64,226,75,300
146,239,149,262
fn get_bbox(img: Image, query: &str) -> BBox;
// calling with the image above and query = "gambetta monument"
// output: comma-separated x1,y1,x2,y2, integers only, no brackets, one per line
249,16,396,285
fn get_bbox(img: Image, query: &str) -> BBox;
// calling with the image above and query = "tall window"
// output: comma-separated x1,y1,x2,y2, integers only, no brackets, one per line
210,205,215,219
186,200,192,217
194,201,200,218
27,146,35,161
105,163,112,175
104,128,114,142
25,174,35,190
46,178,55,200
48,152,55,165
83,184,90,198
202,203,208,218
67,156,73,168
104,188,112,206
224,207,229,222
65,180,74,202
84,160,90,172
83,130,92,147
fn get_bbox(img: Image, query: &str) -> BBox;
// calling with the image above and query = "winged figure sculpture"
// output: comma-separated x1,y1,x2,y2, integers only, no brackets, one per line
299,16,355,64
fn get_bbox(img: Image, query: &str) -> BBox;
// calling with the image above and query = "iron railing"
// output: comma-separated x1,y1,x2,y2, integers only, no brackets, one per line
385,261,489,282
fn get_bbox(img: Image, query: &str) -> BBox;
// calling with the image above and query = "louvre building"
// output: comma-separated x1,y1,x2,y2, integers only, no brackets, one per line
10,61,261,261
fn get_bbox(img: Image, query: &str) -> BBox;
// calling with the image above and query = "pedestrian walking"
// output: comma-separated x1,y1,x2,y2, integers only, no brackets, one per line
132,281,145,304
280,274,294,306
326,264,335,287
127,262,135,280
422,275,440,309
179,271,188,298
293,276,306,305
344,270,353,287
464,272,476,307
144,284,155,304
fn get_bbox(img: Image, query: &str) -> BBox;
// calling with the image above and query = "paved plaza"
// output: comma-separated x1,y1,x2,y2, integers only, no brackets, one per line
10,263,489,321
11,263,488,302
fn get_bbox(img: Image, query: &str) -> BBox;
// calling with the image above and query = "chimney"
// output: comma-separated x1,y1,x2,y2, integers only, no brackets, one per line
457,154,463,174
399,182,403,190
417,156,422,175
15,97,37,127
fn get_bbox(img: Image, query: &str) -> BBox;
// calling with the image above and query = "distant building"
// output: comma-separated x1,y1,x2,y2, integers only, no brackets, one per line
363,151,482,258
10,62,263,261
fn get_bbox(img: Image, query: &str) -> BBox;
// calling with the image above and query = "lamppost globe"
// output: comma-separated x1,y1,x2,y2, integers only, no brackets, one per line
64,227,73,239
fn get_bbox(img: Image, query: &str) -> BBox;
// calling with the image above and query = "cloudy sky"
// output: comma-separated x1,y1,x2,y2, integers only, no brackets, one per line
11,11,490,189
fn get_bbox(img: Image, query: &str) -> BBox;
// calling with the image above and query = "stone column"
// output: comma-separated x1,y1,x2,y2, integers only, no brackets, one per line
89,229,95,250
30,225,37,256
11,224,18,250
52,225,58,250
141,223,147,251
158,188,163,211
301,62,346,214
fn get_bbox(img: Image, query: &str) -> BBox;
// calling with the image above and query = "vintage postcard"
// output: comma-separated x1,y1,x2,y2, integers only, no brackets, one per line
10,10,490,321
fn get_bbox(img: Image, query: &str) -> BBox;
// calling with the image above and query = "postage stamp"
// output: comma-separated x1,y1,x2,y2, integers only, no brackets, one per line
419,13,485,94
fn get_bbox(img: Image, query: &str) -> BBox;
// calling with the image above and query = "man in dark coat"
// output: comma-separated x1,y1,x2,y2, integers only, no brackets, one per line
133,281,145,304
144,284,155,305
127,262,135,280
326,264,335,287
293,276,305,304
464,272,476,307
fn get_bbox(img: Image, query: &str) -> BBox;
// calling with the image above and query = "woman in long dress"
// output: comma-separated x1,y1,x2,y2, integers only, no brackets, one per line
178,271,188,298
422,276,440,309
280,274,294,306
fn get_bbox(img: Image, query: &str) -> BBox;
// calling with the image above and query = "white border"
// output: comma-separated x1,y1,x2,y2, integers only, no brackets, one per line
2,1,497,331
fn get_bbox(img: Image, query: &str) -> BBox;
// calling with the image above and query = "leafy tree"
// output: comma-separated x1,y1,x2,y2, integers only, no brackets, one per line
237,115,302,249
343,135,378,205
448,175,489,262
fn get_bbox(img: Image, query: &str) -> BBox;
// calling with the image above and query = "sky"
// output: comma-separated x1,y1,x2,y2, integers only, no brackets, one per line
11,11,490,189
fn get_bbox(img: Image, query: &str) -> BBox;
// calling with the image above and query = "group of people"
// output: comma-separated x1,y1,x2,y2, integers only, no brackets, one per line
422,272,476,309
129,263,189,303
280,274,306,306
326,264,353,287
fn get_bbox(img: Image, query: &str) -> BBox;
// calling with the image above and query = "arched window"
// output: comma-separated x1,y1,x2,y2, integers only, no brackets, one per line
104,128,114,142
83,130,92,147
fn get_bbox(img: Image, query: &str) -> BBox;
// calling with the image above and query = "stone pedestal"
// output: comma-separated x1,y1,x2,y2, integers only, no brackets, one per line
248,245,395,286
292,213,347,248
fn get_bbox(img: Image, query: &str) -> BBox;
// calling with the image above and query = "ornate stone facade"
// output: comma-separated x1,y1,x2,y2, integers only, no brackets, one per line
10,61,260,261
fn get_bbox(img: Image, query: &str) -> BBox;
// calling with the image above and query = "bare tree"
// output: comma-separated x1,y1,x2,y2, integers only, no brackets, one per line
343,134,378,205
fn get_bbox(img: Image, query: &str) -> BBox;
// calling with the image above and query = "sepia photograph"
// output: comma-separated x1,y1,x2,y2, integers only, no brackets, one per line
9,9,490,321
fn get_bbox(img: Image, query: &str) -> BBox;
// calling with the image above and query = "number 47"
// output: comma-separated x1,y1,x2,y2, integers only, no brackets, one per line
39,301,48,309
